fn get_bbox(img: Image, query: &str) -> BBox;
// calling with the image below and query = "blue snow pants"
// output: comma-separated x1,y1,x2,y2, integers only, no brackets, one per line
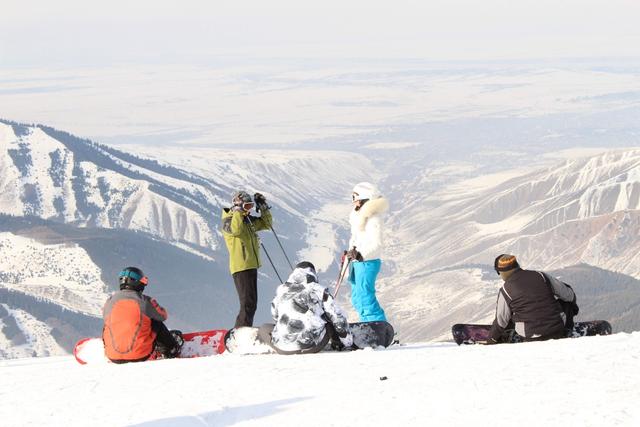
349,259,386,322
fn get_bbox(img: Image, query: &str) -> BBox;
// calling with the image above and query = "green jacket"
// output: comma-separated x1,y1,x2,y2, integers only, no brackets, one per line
221,208,273,274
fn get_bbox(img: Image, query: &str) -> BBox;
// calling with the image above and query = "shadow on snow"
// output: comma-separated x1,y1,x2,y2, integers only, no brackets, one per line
127,396,312,427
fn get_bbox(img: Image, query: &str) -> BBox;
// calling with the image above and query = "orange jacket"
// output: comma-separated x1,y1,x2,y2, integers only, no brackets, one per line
102,290,168,361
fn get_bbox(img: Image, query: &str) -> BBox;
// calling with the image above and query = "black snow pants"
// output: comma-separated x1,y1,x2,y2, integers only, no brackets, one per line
233,268,258,328
152,320,180,356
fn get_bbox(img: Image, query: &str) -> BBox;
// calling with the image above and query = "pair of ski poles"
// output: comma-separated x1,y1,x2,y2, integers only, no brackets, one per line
246,216,292,284
247,211,352,294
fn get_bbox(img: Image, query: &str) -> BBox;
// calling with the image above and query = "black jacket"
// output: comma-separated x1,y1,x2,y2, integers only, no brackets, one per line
490,269,575,342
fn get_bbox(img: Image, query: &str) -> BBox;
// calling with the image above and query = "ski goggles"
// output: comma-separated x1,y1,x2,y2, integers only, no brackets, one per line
119,270,149,285
352,192,359,201
242,201,255,211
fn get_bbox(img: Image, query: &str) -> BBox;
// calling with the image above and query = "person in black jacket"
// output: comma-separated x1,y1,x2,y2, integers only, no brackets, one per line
488,254,578,344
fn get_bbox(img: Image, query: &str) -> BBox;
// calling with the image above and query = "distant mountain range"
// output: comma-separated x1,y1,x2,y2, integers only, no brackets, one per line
0,119,377,357
1,118,639,357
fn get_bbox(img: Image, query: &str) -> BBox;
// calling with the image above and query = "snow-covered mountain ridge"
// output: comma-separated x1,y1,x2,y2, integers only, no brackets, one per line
0,119,376,358
0,119,375,257
0,120,218,251
387,148,640,279
379,148,640,341
1,118,639,356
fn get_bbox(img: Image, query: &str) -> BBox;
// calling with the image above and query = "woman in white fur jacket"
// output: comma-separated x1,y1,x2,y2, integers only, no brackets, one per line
346,182,388,322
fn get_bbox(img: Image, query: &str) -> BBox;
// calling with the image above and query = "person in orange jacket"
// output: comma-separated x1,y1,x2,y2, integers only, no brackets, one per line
102,267,182,363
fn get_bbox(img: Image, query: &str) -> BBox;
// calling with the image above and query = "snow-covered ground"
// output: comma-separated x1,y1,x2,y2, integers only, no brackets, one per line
1,332,638,426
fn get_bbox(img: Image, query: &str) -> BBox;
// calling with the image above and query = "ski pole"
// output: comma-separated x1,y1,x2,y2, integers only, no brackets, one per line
246,216,284,283
269,225,294,270
260,241,284,283
333,251,347,290
333,256,352,299
254,196,293,270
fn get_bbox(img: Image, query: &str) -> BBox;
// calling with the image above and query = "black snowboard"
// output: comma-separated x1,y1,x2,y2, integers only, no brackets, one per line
451,320,612,345
225,321,395,354
350,321,395,348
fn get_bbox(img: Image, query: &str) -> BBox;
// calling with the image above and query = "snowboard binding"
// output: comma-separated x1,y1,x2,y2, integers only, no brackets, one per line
155,330,184,359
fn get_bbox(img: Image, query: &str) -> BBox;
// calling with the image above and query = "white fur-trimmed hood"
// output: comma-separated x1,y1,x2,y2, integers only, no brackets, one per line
351,197,388,230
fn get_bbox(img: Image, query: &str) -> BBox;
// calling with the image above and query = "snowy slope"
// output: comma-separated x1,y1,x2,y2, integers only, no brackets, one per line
386,149,640,278
0,232,108,315
0,231,108,358
0,333,638,426
0,120,375,260
0,121,217,251
377,149,640,341
0,305,66,359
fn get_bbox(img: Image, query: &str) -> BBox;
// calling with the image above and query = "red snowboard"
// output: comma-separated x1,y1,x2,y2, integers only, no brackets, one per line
74,330,227,364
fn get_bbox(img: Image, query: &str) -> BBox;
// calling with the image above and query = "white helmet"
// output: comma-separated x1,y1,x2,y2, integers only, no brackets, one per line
352,182,380,201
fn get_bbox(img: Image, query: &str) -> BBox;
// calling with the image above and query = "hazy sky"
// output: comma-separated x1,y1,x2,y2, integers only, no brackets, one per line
2,0,640,66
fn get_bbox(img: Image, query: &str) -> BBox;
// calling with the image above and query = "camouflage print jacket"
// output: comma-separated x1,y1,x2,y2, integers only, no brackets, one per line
271,265,352,352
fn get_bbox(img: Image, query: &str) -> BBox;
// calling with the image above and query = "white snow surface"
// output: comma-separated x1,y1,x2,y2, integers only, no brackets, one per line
1,333,639,426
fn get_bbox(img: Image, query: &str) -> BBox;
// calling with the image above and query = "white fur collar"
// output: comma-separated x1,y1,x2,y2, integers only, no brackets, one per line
351,197,388,230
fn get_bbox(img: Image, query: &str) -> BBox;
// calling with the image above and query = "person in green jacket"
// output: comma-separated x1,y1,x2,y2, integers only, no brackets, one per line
222,190,273,327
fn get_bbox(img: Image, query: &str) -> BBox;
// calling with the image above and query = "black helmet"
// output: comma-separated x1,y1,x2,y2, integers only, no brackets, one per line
119,266,148,290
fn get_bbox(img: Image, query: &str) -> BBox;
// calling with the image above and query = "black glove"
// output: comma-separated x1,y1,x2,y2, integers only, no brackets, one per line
253,193,269,212
346,248,363,262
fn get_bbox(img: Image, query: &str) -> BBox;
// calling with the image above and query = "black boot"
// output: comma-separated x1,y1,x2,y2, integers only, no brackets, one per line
164,330,184,359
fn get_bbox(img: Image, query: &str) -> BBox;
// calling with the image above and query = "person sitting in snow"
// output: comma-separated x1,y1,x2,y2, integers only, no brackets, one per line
258,261,354,354
488,254,579,344
102,266,183,363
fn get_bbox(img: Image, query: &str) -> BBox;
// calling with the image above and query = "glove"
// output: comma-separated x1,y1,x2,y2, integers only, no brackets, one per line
346,247,363,262
253,193,269,212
